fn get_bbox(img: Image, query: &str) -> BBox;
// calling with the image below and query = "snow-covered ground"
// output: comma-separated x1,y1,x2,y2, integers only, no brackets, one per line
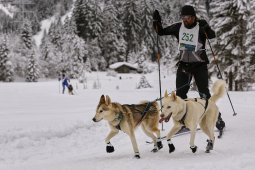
0,71,255,170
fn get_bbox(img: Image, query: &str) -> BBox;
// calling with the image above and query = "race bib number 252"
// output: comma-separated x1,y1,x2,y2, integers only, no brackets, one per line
181,33,194,42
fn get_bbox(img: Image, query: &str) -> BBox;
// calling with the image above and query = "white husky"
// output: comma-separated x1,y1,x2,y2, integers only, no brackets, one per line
160,79,226,153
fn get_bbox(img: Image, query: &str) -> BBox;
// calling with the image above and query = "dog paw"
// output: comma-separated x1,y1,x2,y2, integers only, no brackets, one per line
157,141,163,150
106,143,115,153
134,153,140,159
190,146,197,153
206,139,213,151
168,143,175,153
151,148,158,153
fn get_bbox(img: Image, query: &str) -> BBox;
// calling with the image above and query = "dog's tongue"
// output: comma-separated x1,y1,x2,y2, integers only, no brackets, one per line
159,117,165,123
159,114,172,123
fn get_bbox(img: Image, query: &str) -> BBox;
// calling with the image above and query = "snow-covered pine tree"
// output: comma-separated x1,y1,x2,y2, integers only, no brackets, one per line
84,56,92,72
72,0,87,39
73,0,103,41
40,30,60,78
48,18,63,51
122,0,142,61
87,39,106,71
85,0,104,40
15,19,38,78
20,19,33,50
136,43,149,73
43,18,70,76
210,0,249,91
244,0,255,86
100,1,126,67
137,75,152,89
26,51,39,82
160,0,182,65
102,0,124,37
139,0,154,55
62,17,86,78
0,36,14,82
100,32,126,67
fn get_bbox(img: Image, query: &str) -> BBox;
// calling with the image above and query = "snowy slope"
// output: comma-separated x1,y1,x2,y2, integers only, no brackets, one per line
33,0,75,47
0,71,255,170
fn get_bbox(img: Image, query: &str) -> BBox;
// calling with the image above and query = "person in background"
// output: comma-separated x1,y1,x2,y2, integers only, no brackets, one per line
62,74,70,94
153,5,225,133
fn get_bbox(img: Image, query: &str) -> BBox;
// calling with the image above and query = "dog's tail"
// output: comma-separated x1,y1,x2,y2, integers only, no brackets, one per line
210,80,226,103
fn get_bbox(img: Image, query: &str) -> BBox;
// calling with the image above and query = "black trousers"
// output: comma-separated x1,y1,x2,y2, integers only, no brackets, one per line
176,62,210,99
176,62,225,130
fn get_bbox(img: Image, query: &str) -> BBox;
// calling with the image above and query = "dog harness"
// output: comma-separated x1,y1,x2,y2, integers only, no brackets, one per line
133,102,152,126
179,98,209,125
114,102,153,130
113,113,123,130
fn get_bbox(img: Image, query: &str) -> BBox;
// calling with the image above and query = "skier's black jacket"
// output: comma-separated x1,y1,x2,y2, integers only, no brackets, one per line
154,19,216,64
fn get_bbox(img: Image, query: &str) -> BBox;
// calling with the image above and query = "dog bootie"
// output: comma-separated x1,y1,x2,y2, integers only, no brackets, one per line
216,112,225,131
167,139,175,153
151,145,158,152
157,138,163,150
205,139,213,153
134,152,140,159
106,142,115,153
190,146,197,153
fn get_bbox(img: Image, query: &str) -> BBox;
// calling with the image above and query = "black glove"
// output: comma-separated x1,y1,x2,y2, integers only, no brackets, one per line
153,10,162,33
200,24,208,33
153,10,161,22
199,19,210,33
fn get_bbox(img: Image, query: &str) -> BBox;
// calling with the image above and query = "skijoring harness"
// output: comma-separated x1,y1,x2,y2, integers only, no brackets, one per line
179,98,209,125
113,102,153,131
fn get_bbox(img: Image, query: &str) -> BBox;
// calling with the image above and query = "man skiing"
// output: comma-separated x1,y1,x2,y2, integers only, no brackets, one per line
153,5,225,135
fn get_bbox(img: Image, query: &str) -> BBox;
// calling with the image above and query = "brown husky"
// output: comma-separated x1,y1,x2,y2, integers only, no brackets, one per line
160,80,226,153
92,95,163,158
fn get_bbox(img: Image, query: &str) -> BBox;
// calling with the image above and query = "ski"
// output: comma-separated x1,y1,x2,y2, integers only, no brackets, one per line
145,127,225,144
146,128,201,144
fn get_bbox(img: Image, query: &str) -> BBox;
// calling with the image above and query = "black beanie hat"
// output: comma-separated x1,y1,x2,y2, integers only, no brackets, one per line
181,5,196,16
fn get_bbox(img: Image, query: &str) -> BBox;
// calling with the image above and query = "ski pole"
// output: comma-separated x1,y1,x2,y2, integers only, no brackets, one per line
205,32,237,116
58,77,61,94
156,25,164,130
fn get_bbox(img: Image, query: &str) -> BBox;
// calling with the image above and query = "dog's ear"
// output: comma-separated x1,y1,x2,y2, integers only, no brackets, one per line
171,91,177,101
164,90,168,97
99,95,105,104
105,95,112,106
